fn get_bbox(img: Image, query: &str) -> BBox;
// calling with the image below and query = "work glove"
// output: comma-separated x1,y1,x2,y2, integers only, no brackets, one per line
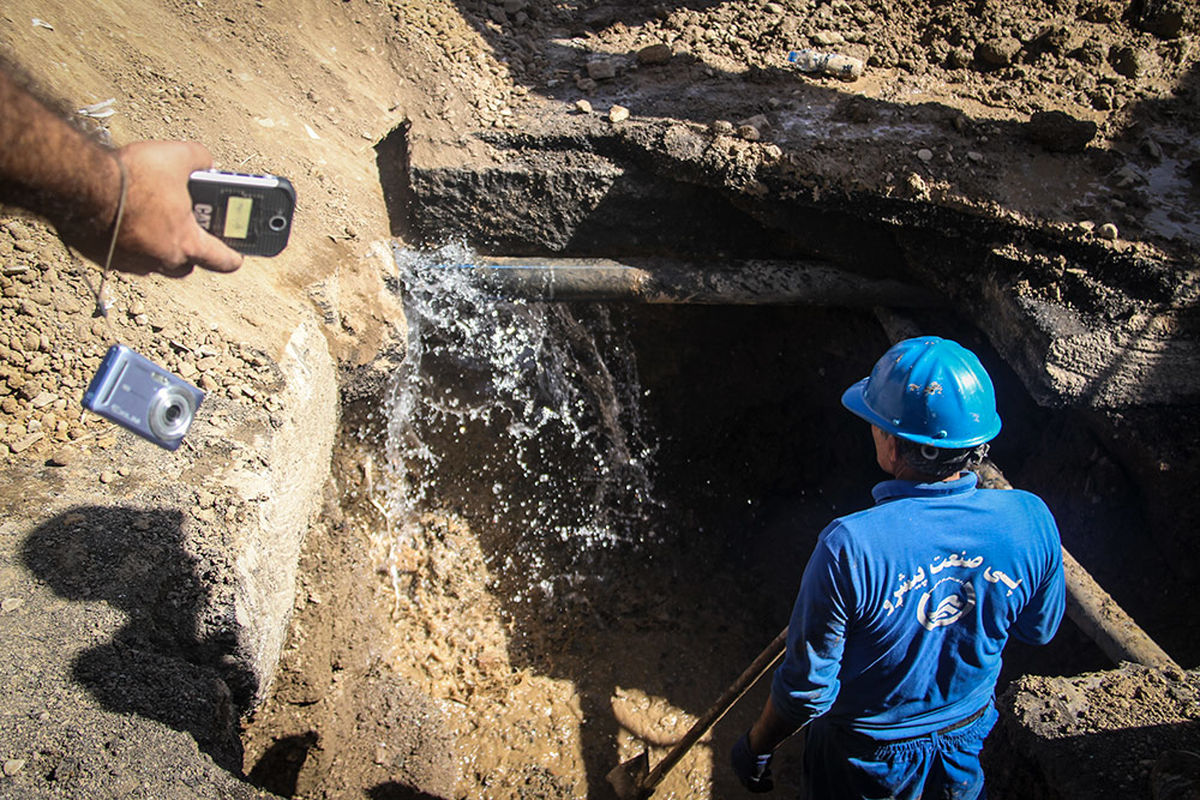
731,731,775,793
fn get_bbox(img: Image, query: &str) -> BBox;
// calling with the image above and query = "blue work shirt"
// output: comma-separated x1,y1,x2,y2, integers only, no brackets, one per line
771,472,1065,741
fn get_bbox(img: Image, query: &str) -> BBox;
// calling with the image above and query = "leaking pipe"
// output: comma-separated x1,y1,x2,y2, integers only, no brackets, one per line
874,308,1180,671
441,257,942,307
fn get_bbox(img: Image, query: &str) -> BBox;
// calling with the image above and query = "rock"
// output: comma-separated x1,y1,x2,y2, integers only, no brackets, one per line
99,470,115,484
917,148,934,162
738,114,770,131
583,5,616,29
586,59,616,80
737,125,760,141
1032,25,1074,55
1088,85,1115,111
3,759,25,777
49,756,78,782
1137,3,1187,39
906,172,930,200
1108,45,1150,78
10,432,44,453
46,448,73,467
813,31,845,46
53,292,81,314
1069,39,1107,67
975,36,1022,68
710,119,734,135
636,44,672,66
1112,164,1142,189
946,47,972,69
608,105,629,123
1026,110,1097,153
573,99,592,114
1098,222,1119,240
1,597,24,612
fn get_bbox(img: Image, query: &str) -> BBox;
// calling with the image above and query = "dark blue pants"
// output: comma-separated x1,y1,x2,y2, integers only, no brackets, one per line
802,703,998,800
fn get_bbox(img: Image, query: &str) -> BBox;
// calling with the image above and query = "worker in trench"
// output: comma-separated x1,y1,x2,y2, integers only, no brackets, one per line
731,336,1066,799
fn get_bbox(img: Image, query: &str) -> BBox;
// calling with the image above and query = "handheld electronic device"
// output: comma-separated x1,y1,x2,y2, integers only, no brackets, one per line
82,345,205,451
188,170,295,257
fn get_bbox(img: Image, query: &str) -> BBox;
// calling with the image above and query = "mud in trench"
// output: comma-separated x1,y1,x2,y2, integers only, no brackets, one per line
367,298,894,800
243,258,1143,800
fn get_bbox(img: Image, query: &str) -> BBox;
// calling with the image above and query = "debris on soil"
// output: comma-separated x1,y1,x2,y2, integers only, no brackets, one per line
991,663,1200,799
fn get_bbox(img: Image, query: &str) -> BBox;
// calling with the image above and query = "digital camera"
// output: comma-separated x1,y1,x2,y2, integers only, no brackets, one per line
82,345,205,452
188,170,295,257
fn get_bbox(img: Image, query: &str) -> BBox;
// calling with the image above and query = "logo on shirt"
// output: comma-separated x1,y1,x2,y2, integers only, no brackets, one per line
884,550,1024,631
917,577,975,630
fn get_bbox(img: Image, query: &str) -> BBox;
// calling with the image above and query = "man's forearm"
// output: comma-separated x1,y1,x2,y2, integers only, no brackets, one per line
0,67,121,235
748,695,804,753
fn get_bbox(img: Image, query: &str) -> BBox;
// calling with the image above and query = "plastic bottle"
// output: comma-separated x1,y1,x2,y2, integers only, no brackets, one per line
787,49,864,81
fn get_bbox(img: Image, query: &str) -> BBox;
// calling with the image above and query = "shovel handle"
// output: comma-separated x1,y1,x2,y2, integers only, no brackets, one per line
640,625,789,794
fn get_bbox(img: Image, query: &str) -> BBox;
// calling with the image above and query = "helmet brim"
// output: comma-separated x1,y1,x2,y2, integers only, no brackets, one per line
841,377,888,430
841,376,1001,448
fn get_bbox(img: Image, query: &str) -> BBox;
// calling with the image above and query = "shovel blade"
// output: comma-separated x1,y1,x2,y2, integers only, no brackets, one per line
606,749,651,800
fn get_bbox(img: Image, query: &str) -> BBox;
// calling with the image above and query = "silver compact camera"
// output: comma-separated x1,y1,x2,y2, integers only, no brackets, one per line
82,345,205,451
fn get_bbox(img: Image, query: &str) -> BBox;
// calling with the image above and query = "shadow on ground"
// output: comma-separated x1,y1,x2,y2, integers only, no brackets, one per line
21,505,254,774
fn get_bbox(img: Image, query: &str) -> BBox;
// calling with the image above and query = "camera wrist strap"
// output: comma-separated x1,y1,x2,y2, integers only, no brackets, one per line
91,155,127,320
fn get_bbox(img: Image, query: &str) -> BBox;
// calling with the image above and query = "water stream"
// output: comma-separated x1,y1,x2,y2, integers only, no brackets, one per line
379,244,661,606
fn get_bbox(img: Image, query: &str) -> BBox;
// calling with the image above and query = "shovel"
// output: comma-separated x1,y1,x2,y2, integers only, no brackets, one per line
606,626,789,800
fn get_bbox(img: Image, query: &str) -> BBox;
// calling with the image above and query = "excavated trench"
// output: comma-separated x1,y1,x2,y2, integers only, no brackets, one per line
252,126,1200,798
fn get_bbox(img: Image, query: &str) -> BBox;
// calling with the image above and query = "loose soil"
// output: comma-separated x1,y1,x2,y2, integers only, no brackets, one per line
1,1,1198,799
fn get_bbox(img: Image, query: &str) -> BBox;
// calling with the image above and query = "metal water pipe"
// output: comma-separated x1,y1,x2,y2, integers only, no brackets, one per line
432,256,942,307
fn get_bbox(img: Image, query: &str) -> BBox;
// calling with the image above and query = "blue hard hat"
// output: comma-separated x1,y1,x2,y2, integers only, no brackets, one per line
841,336,1001,448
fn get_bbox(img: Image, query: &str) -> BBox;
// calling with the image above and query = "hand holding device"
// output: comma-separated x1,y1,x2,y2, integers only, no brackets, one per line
188,169,295,257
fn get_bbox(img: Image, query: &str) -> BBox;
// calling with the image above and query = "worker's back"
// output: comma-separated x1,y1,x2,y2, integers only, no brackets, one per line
771,472,1065,741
